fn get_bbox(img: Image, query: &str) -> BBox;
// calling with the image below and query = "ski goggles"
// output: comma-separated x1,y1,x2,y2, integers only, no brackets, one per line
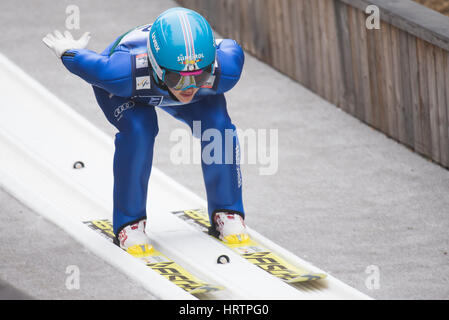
162,64,214,91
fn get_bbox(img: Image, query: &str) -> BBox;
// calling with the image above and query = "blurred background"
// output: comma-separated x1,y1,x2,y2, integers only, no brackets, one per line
415,0,449,16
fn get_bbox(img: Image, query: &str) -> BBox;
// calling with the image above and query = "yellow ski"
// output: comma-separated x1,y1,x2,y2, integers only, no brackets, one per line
84,219,223,295
172,209,327,283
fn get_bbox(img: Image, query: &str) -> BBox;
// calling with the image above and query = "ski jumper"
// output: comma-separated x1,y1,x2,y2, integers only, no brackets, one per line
61,24,245,234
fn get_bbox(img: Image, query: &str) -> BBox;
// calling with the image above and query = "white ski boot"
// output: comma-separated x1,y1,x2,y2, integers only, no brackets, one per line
213,212,250,244
115,219,153,257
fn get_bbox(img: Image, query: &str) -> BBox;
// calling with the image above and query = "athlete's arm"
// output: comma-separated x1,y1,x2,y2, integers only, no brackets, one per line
43,30,133,97
216,39,245,94
61,49,133,97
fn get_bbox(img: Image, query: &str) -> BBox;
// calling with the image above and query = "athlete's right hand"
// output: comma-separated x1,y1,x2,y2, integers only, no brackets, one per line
42,30,91,58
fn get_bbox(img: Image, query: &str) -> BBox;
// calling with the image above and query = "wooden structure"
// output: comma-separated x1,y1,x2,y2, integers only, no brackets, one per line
176,0,449,168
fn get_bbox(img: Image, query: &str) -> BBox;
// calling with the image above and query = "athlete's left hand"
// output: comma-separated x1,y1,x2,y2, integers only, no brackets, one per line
42,30,91,58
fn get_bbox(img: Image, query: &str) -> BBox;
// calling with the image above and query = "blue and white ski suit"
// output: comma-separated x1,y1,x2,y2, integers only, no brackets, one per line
61,24,245,234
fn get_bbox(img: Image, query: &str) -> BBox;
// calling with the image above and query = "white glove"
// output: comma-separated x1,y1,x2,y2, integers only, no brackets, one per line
42,30,91,58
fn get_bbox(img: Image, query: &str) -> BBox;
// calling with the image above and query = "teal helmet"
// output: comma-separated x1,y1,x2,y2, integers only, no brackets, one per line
148,7,216,87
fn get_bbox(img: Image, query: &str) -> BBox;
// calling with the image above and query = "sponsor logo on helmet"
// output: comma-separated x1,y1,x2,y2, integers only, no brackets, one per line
177,53,204,65
151,32,160,52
